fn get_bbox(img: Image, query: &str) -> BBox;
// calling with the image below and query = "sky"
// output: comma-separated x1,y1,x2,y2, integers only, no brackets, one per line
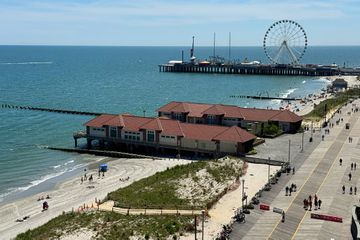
0,0,359,46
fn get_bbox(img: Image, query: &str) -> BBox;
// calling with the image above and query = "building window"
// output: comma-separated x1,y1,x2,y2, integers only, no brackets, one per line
110,127,117,138
147,131,155,142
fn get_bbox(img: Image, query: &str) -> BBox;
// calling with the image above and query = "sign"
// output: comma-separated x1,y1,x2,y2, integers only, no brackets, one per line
311,213,343,223
273,207,284,214
260,204,270,210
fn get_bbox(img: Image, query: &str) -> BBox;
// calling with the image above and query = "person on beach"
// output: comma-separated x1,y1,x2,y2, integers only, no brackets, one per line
343,185,346,194
81,177,83,184
318,199,322,209
349,172,352,181
351,163,354,170
84,173,87,181
98,169,101,178
340,158,343,166
89,174,93,182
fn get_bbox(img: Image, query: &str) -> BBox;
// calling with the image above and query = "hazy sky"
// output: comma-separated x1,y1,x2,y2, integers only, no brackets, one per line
0,0,358,46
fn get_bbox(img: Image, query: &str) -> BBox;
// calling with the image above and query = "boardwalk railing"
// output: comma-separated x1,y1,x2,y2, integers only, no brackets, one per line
241,156,285,166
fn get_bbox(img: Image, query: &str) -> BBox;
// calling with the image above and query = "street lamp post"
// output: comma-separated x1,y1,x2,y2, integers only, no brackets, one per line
201,209,205,240
242,179,245,210
301,131,304,152
268,157,271,185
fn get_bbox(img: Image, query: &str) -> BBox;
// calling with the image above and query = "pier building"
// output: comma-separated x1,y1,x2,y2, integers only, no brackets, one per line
83,114,256,157
157,101,303,134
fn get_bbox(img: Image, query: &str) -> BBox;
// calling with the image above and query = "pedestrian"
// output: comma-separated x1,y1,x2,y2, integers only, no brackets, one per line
351,163,354,170
318,199,322,209
349,137,351,143
350,186,353,195
308,200,312,211
308,195,312,203
340,158,343,166
289,187,292,196
282,211,285,222
355,163,357,170
342,185,346,194
292,167,295,175
355,186,357,195
314,194,318,204
81,177,83,184
84,173,87,181
322,135,324,141
349,172,352,181
285,186,289,196
314,199,318,210
303,199,307,209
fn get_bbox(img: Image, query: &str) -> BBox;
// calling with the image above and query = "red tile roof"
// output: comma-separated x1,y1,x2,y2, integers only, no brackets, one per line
84,114,116,127
157,101,302,123
85,114,255,143
213,126,256,143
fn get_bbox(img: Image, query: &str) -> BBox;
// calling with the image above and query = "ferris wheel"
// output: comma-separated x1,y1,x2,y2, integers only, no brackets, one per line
263,20,307,65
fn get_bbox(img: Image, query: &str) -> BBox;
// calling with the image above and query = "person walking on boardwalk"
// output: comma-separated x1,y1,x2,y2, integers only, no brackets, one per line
292,167,295,175
350,186,353,195
340,158,343,166
303,199,307,209
355,186,357,195
314,199,318,210
342,185,346,194
285,186,289,196
349,172,352,181
351,163,354,170
318,199,322,209
282,211,285,222
289,187,292,196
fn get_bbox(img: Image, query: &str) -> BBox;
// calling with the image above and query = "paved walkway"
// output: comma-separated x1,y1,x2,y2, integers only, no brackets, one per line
99,201,202,216
231,99,360,239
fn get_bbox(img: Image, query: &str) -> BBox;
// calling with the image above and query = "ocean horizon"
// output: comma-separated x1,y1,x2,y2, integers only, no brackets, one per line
0,45,359,204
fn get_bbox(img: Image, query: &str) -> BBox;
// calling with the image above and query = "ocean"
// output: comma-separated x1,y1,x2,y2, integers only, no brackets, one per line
0,46,359,204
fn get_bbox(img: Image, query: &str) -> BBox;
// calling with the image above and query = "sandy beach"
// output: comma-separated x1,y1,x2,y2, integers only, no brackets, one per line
0,157,190,239
289,75,359,117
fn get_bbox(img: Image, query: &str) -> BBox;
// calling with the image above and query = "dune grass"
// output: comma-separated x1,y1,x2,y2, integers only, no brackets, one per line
16,211,192,240
107,161,208,209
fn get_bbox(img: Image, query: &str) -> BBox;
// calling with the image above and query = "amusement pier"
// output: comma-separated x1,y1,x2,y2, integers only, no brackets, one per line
160,20,360,77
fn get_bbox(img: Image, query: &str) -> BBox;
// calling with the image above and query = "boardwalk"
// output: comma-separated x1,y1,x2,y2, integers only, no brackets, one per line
231,99,360,239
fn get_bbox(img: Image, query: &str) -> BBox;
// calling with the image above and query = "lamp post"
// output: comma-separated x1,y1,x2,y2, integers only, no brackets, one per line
201,209,205,240
301,131,304,152
242,179,245,210
268,157,271,185
288,139,291,164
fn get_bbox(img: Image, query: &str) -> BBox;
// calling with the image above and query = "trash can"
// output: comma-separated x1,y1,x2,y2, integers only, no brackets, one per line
100,164,108,172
